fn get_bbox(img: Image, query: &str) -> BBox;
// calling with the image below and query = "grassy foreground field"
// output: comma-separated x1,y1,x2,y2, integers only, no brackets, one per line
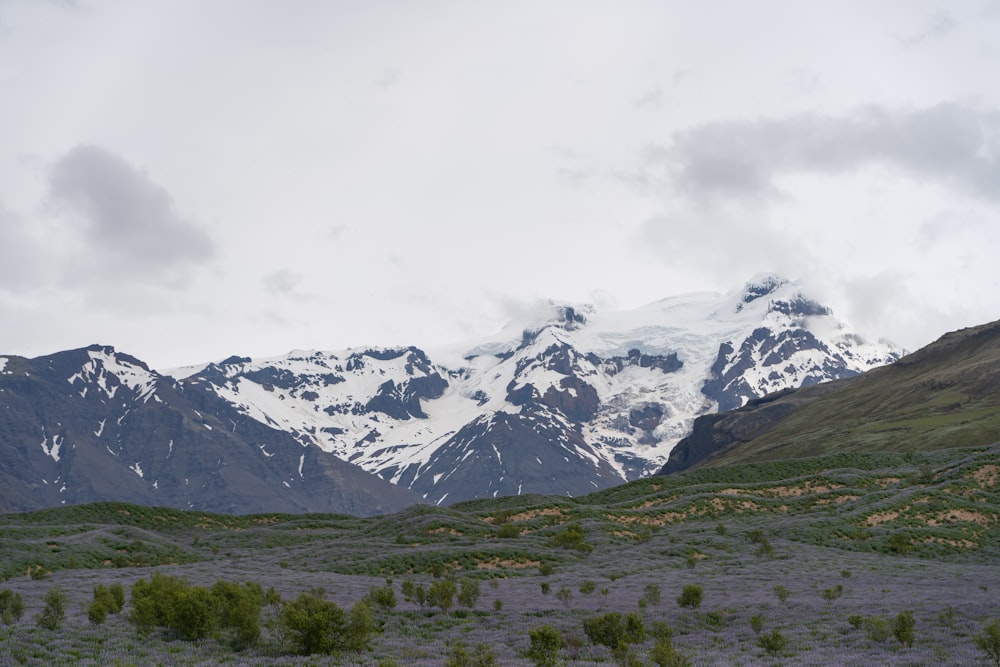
1,445,999,666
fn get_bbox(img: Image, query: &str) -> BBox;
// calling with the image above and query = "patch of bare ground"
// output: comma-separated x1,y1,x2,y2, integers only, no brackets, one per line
484,507,567,524
925,510,994,527
921,536,978,548
428,527,463,535
874,477,902,487
475,557,541,570
719,481,844,498
814,495,861,506
866,510,902,526
970,464,999,489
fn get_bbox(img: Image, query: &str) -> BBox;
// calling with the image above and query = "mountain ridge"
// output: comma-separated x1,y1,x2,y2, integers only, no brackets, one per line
660,318,1000,474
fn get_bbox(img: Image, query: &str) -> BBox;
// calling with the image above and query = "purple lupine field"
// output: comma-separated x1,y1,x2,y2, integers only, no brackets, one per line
1,446,998,666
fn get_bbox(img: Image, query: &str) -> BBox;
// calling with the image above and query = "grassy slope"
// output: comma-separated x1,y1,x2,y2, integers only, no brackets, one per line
695,320,1000,467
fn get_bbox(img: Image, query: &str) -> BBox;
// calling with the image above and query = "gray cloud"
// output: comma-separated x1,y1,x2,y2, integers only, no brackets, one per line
646,103,1000,205
47,145,215,274
262,269,303,295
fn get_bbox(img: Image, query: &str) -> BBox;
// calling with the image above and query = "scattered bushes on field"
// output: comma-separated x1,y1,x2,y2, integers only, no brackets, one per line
130,573,264,646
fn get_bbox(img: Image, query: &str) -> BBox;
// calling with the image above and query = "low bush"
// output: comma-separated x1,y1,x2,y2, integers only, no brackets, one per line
582,611,646,648
677,584,703,609
446,641,498,667
975,619,1000,666
36,585,67,630
0,589,25,625
893,610,915,647
458,578,481,608
757,629,788,656
864,616,891,642
526,624,561,667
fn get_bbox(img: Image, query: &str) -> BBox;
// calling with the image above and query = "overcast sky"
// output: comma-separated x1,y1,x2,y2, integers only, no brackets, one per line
2,1,999,370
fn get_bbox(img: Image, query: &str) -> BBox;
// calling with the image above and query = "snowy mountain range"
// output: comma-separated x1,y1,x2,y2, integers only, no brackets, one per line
0,275,904,513
171,274,903,505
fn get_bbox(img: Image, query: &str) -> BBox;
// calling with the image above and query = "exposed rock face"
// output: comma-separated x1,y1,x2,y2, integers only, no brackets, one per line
0,345,420,515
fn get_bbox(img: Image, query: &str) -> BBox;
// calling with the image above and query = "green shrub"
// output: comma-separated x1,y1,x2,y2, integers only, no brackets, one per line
640,583,661,607
582,611,646,648
211,580,264,647
549,524,593,553
975,619,1000,667
864,616,891,642
428,578,457,613
402,580,429,607
757,629,787,656
446,642,498,667
0,589,25,625
172,587,217,640
821,584,843,603
497,524,521,539
366,581,397,612
130,572,189,635
281,588,346,655
772,584,790,604
677,584,703,609
458,578,481,608
893,610,915,647
649,637,691,667
579,579,596,595
750,614,764,635
556,587,573,606
540,582,551,595
538,562,554,576
526,624,561,667
611,642,643,667
888,532,913,554
36,586,67,630
493,598,503,612
847,614,864,629
344,600,377,652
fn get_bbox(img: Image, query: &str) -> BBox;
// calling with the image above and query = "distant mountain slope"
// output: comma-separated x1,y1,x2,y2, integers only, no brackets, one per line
172,274,902,504
0,345,420,515
660,319,1000,474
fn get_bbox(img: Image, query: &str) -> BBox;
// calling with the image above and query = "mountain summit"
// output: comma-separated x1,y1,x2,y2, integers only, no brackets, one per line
169,275,903,505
